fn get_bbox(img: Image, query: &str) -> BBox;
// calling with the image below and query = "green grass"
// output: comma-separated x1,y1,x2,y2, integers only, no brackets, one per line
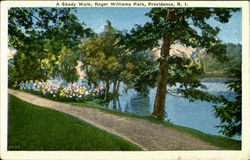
163,123,241,150
70,102,241,150
8,94,143,151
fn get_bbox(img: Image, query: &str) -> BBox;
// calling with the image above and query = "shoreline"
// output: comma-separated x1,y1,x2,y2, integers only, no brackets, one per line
200,77,229,82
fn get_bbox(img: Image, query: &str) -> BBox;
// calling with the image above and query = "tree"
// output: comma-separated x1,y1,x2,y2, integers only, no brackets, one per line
8,49,44,85
214,67,241,137
81,20,125,99
56,46,80,83
213,44,242,137
121,8,240,120
8,8,92,83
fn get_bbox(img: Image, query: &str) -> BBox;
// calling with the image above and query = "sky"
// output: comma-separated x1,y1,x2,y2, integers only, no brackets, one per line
76,8,242,44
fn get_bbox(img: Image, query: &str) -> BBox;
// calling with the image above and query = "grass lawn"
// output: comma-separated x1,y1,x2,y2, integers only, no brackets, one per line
8,94,143,151
70,102,241,150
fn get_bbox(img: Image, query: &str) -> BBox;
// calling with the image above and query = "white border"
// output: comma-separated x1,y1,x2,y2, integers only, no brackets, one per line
1,1,249,160
0,1,248,7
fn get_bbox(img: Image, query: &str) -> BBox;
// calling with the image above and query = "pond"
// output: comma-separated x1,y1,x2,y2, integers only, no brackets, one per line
106,80,241,140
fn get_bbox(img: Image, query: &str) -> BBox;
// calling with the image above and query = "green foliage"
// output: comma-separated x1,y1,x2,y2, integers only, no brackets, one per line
80,20,122,83
122,8,239,57
167,56,204,87
81,21,159,98
214,67,241,137
56,47,79,83
8,94,142,150
122,51,158,94
8,51,45,86
200,43,242,77
8,8,92,84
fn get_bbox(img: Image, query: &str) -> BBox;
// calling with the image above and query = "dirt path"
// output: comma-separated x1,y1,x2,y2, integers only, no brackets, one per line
8,89,219,151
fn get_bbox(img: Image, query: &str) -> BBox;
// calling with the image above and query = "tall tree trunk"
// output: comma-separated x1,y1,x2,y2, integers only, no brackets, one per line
85,66,91,87
113,80,117,94
43,70,49,82
113,99,117,109
116,80,121,94
104,80,110,100
117,98,121,110
151,36,171,120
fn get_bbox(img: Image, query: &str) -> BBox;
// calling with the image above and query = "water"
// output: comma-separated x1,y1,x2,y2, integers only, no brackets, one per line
107,81,241,140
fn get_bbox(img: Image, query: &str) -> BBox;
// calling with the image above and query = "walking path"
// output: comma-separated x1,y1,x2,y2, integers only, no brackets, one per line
9,89,219,151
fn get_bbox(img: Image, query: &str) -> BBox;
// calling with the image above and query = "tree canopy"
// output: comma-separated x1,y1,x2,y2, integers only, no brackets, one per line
8,8,92,84
80,20,125,99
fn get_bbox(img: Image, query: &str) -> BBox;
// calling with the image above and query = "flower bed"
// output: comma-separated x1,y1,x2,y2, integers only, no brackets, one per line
17,80,105,102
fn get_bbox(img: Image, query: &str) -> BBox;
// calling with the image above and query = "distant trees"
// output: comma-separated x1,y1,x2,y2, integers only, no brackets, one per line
200,43,242,77
8,8,92,84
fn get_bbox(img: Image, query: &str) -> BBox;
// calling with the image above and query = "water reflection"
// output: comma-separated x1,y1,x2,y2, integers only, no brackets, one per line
109,93,152,116
128,94,151,116
111,98,121,111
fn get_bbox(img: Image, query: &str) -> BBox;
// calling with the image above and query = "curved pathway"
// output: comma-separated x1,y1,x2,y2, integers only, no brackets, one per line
8,89,219,151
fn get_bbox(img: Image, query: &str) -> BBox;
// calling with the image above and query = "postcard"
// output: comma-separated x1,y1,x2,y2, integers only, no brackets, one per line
1,0,249,160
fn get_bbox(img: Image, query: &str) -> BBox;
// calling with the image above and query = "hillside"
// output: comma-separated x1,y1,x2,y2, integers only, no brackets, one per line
200,43,242,77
